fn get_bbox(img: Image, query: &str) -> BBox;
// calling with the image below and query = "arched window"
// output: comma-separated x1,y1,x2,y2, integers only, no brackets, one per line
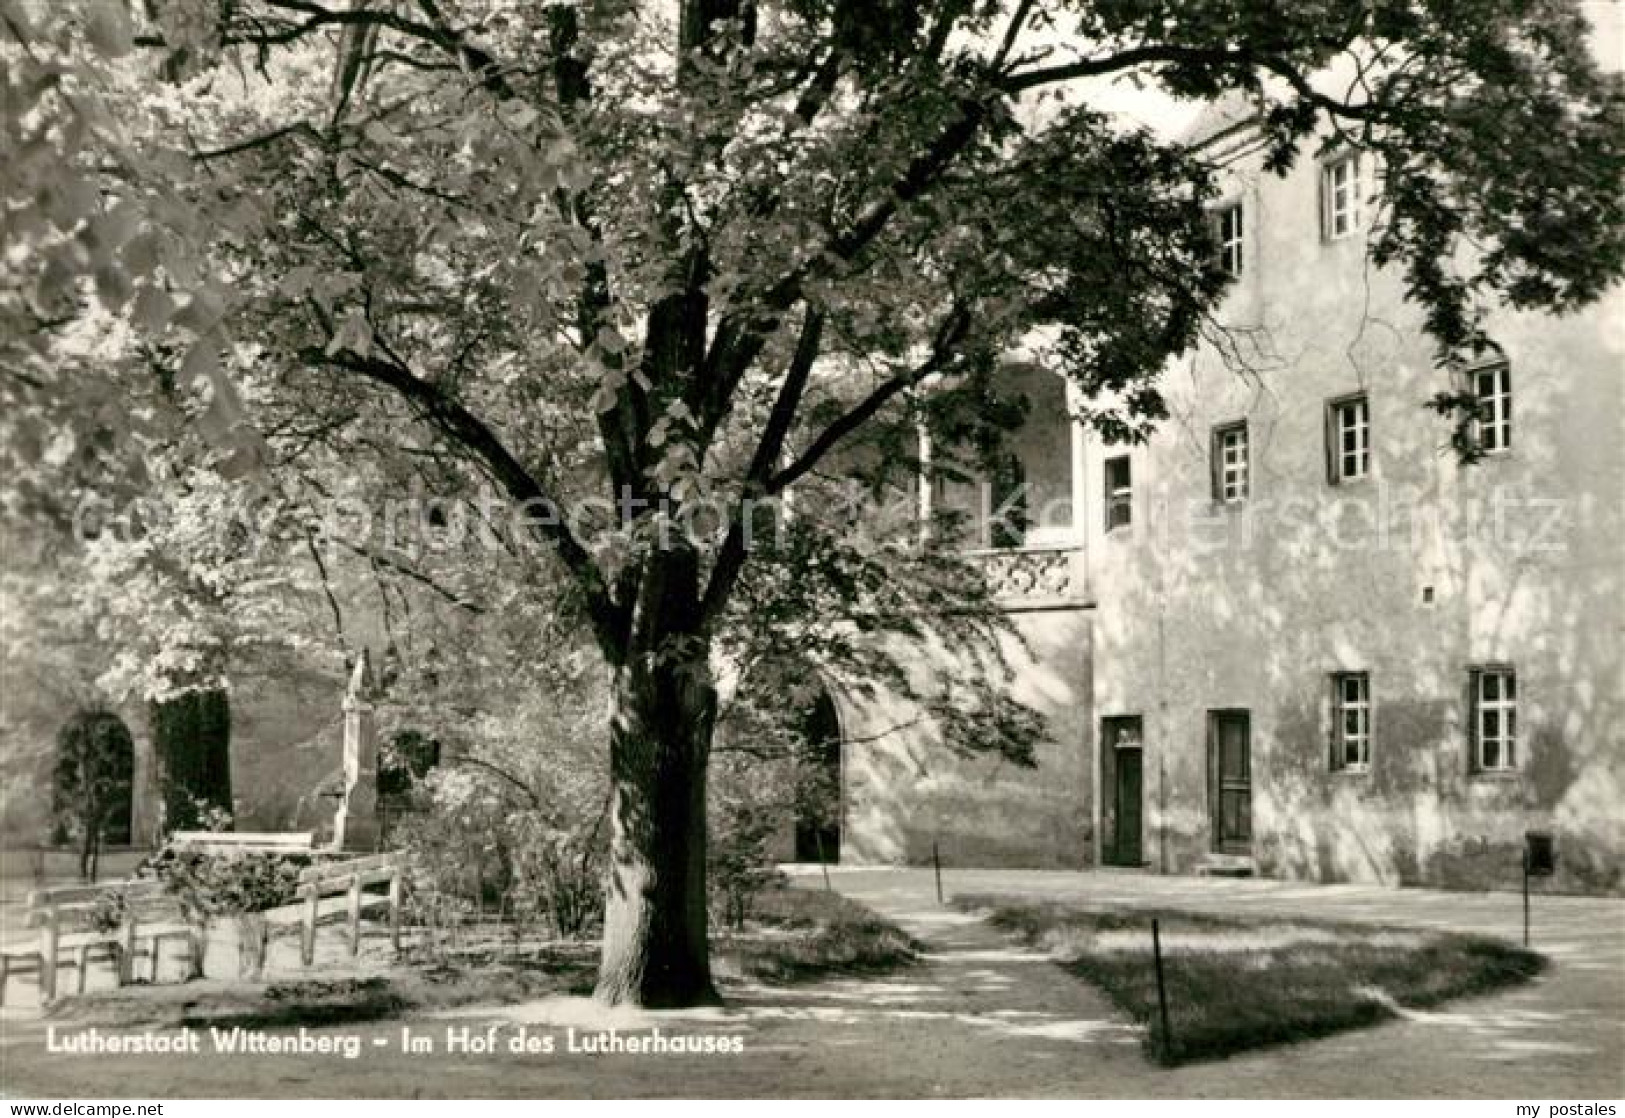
927,364,1078,549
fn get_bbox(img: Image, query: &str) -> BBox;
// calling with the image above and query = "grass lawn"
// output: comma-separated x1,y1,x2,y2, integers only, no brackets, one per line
48,885,916,1029
717,884,921,984
956,894,1545,1067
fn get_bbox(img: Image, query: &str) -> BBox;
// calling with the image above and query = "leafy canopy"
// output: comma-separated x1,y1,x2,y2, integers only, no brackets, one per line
3,0,1621,740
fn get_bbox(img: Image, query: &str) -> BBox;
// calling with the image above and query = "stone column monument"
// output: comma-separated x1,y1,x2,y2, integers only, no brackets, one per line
333,649,380,852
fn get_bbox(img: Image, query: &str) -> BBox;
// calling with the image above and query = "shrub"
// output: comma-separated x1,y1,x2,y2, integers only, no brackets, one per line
708,753,788,931
139,838,303,979
148,688,232,834
392,772,507,956
392,765,607,956
508,809,605,940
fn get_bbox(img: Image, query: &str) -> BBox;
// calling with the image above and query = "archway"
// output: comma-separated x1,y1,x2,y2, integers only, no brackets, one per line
379,728,442,796
52,709,135,881
792,685,843,864
926,362,1080,549
378,728,442,843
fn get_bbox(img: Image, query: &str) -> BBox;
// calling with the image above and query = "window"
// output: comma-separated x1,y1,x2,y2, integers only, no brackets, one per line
1330,673,1371,772
1211,421,1249,503
925,365,1077,549
987,449,1028,551
1322,154,1363,240
1216,203,1244,276
1470,667,1517,772
1104,455,1132,532
1470,362,1512,454
1326,394,1370,483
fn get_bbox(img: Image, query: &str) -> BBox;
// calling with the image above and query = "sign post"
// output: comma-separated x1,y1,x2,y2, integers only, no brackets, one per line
1523,830,1556,947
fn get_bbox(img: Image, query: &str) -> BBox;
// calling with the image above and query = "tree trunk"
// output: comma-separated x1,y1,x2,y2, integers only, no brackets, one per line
594,657,720,1008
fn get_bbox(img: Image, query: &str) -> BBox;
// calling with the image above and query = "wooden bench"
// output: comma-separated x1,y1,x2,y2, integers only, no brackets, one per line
297,852,402,964
169,831,316,856
0,881,190,1004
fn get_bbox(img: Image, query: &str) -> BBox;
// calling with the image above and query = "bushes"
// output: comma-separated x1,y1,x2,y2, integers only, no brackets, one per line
708,754,787,931
508,810,604,940
139,838,303,979
392,766,608,955
148,688,232,834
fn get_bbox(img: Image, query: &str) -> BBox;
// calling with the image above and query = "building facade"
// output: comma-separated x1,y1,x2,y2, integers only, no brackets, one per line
829,105,1625,895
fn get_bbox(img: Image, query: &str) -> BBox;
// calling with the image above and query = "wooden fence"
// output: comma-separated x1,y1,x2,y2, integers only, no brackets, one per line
298,852,403,964
0,840,403,1004
0,880,190,1004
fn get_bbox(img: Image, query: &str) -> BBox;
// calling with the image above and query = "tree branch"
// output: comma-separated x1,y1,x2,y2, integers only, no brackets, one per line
698,94,992,438
1001,39,1376,126
303,346,625,652
192,121,322,162
328,536,486,615
698,305,825,625
303,526,351,656
990,0,1036,71
768,303,972,495
445,754,542,810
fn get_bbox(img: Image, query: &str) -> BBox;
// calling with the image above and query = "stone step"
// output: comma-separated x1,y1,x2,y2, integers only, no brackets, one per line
1195,855,1257,878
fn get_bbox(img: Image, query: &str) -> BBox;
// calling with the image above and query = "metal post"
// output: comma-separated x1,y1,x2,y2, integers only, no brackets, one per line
932,841,944,905
1152,918,1173,1060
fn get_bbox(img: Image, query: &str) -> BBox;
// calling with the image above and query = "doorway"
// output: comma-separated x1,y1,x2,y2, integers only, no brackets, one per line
1209,710,1252,854
1101,716,1144,867
792,688,843,863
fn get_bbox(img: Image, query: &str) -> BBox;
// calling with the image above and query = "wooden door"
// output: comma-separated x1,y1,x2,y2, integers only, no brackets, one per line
1210,711,1252,853
1115,746,1143,865
1101,716,1144,866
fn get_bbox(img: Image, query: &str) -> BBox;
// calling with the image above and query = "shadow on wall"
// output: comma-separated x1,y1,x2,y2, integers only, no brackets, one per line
1091,289,1624,895
841,613,1094,870
226,664,346,832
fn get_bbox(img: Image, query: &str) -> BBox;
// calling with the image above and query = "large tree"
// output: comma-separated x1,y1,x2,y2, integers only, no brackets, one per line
4,0,1621,1006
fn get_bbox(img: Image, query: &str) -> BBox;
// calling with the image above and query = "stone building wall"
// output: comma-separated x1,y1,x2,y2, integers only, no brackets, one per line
840,596,1095,869
1083,117,1624,894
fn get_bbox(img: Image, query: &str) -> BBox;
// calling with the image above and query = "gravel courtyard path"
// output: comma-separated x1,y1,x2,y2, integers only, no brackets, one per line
2,868,1619,1098
835,868,1625,1099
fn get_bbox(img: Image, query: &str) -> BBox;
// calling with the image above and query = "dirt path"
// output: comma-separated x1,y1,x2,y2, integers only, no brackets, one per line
0,889,1149,1097
2,869,1619,1097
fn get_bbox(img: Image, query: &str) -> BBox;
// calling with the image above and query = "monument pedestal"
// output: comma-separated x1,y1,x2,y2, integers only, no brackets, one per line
333,650,380,853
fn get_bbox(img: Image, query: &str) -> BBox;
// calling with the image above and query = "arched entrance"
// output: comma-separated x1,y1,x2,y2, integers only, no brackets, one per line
792,686,843,864
378,728,442,843
52,709,135,880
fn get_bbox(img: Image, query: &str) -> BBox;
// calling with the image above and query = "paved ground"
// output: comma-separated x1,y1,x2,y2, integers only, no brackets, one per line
1,868,1619,1098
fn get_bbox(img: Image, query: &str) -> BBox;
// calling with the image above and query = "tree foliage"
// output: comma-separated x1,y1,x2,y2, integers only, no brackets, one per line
4,0,1621,1005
